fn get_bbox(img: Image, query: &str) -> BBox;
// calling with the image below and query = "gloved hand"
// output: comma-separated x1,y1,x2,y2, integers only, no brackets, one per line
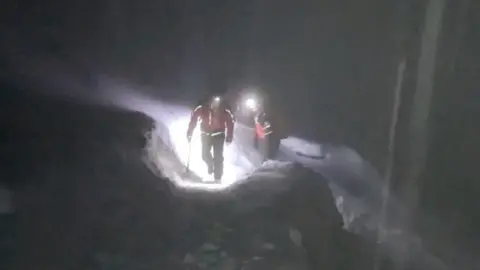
186,131,192,142
225,137,233,145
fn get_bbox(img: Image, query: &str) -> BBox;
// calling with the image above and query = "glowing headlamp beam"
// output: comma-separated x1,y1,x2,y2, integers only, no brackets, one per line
245,98,257,111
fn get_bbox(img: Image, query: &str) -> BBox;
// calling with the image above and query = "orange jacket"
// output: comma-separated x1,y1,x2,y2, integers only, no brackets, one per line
187,105,234,141
254,111,273,139
255,122,266,139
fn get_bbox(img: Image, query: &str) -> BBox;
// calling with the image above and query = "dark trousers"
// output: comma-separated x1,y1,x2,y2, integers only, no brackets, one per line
201,133,225,179
254,132,280,161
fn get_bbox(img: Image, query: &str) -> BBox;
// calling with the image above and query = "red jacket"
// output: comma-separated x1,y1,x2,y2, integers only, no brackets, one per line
255,122,266,139
187,105,234,141
254,111,273,139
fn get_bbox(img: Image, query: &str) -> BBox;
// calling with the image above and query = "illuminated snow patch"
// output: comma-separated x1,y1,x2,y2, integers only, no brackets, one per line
112,89,254,190
150,115,250,191
282,137,325,158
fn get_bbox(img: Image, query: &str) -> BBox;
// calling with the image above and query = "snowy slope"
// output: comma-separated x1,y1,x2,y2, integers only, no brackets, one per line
99,88,452,269
137,101,386,228
0,86,456,269
126,97,449,270
0,91,183,270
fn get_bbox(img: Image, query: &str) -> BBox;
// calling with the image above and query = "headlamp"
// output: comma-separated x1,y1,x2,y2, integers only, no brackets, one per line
245,97,257,111
211,96,221,108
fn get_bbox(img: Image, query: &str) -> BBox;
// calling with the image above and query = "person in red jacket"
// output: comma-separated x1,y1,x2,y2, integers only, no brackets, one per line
253,108,280,161
186,96,234,181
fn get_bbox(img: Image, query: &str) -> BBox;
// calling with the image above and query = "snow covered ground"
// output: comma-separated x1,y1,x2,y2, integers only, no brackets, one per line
117,95,390,227
107,92,450,269
0,86,456,269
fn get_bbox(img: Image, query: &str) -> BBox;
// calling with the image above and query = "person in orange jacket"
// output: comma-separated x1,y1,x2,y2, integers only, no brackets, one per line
186,96,234,181
254,108,280,161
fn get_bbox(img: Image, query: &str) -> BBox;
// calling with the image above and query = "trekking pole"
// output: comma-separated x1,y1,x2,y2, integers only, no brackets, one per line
185,140,192,173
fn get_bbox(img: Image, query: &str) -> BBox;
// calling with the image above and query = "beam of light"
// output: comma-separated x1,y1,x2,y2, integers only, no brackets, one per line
104,87,253,191
166,115,248,191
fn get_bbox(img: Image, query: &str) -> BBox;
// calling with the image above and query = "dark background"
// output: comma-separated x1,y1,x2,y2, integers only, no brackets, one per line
1,0,479,265
0,0,407,167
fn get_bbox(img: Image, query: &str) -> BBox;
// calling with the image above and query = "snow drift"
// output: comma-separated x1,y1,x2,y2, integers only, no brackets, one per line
139,98,451,270
0,91,182,270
